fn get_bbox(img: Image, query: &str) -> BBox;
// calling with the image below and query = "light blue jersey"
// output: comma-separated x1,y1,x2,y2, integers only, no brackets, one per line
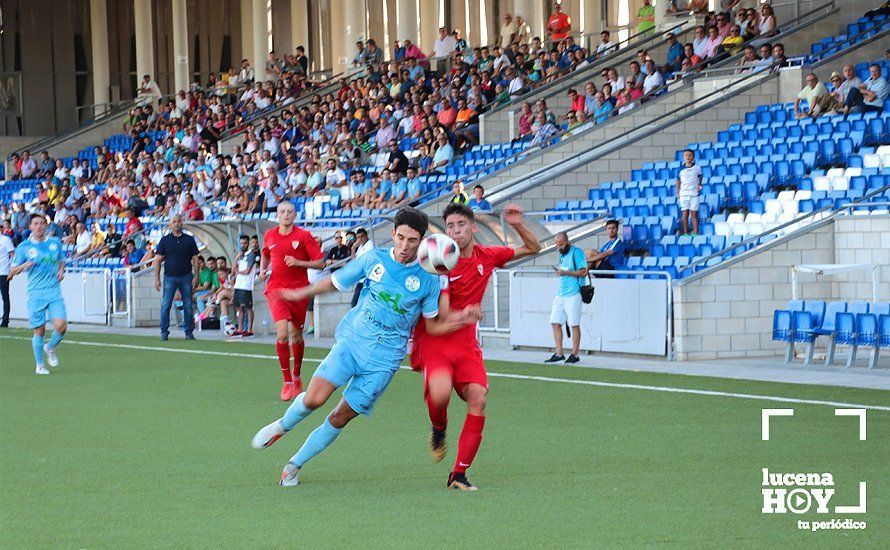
331,247,440,366
14,237,64,296
302,247,440,416
13,236,67,329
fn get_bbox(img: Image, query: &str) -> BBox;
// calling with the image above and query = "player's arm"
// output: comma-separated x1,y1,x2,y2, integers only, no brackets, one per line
277,276,336,302
57,260,65,281
258,248,270,280
8,260,33,279
502,204,542,260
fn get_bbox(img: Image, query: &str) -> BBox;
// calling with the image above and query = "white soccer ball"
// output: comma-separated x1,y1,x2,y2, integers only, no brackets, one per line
224,323,237,337
418,233,460,275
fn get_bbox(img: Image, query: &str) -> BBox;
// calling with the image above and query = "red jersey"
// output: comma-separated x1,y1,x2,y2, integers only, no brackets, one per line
262,225,323,291
414,244,515,343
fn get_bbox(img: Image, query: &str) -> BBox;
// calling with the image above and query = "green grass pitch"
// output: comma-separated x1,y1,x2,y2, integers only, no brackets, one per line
1,329,888,547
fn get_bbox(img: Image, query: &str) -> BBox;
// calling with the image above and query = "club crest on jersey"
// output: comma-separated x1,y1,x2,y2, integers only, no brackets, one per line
477,264,484,276
27,248,38,259
49,243,58,251
405,275,420,292
292,240,300,249
368,263,385,282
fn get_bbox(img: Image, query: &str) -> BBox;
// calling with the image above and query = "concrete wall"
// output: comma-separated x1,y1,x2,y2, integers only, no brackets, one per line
673,223,836,361
830,215,890,302
673,214,890,361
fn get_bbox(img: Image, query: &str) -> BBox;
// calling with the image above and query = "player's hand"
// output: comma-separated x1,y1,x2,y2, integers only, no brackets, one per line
258,269,269,281
57,270,65,282
154,279,161,292
501,203,524,226
459,305,482,325
277,287,311,303
20,260,34,271
284,255,300,267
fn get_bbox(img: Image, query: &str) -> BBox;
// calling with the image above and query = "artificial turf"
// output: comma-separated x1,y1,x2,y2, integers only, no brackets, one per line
1,329,888,548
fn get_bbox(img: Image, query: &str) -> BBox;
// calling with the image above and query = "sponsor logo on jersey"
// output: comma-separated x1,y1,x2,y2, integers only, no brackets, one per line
405,275,420,292
27,248,38,259
368,263,385,283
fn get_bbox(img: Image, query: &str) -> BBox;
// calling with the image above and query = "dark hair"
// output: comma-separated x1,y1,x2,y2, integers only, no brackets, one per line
605,219,620,228
473,184,484,192
207,256,216,262
239,234,249,241
29,213,46,222
442,202,475,223
684,148,694,155
356,228,368,237
393,207,429,236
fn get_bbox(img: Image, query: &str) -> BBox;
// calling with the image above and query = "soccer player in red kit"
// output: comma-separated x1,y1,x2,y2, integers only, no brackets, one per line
411,202,541,490
259,202,325,401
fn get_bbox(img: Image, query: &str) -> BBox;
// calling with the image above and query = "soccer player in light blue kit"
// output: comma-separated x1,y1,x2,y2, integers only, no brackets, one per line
252,207,479,486
9,214,68,375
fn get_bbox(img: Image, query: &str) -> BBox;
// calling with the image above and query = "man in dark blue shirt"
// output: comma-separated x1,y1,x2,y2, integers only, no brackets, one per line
153,215,200,340
586,219,625,279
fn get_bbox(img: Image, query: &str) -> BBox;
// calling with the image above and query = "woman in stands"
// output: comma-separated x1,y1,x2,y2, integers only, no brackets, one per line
759,4,778,38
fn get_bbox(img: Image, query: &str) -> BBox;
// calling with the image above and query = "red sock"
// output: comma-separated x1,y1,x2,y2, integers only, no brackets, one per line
291,340,305,379
453,414,485,474
276,342,292,383
425,392,448,432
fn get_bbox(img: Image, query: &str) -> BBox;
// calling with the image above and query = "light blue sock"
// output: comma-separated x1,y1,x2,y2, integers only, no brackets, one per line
48,330,65,350
281,392,313,430
32,334,44,365
292,418,343,468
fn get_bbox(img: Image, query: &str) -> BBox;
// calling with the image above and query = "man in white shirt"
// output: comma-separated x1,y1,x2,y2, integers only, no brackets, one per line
232,235,258,337
674,149,703,235
430,27,457,58
138,75,163,103
499,14,518,47
643,60,664,95
0,232,13,327
596,31,617,57
74,222,91,257
20,151,38,178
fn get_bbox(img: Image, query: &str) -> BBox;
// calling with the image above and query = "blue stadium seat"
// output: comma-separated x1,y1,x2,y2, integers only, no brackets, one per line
828,312,858,368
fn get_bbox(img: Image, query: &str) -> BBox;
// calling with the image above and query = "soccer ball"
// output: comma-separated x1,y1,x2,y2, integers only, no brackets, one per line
418,233,460,274
224,323,237,337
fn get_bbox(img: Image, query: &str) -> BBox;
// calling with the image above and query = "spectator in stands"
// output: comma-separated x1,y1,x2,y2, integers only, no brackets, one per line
468,185,493,212
195,255,214,314
737,45,760,72
643,60,664,95
664,33,684,73
794,73,830,119
73,222,91,257
843,63,888,114
325,231,352,269
637,0,655,34
759,3,778,38
675,149,703,235
431,27,457,59
596,31,617,58
102,223,123,258
627,60,645,88
515,17,531,44
153,214,200,341
518,102,535,139
546,232,586,365
499,13,518,47
592,92,613,124
352,41,368,67
238,59,255,85
19,151,37,179
586,219,625,278
547,3,572,42
702,25,722,60
450,181,470,205
530,112,560,147
0,231,12,327
138,74,162,102
123,239,147,272
771,43,787,71
719,25,745,58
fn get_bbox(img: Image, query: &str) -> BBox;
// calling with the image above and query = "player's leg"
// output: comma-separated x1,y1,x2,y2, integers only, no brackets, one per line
279,399,359,486
449,348,489,491
287,299,309,392
43,297,68,368
274,319,294,399
28,294,50,374
421,350,454,462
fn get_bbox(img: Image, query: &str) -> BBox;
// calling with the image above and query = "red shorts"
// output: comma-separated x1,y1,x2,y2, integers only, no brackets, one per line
267,295,309,329
414,341,489,396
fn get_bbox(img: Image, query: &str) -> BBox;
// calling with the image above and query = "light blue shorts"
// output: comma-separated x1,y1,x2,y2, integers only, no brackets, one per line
312,340,398,416
28,291,67,329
